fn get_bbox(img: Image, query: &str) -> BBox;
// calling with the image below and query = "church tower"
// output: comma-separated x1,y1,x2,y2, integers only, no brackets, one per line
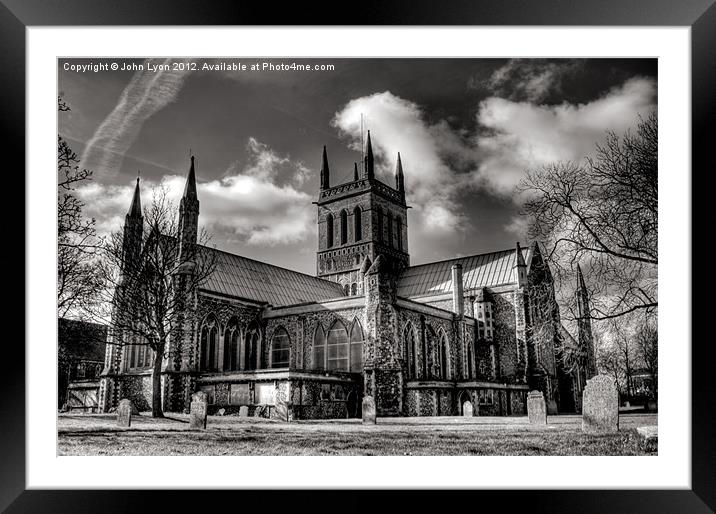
576,264,597,378
316,131,409,294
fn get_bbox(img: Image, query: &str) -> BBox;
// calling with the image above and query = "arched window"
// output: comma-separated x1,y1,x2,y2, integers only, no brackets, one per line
420,316,428,379
396,216,403,250
387,211,394,247
350,283,357,296
271,326,290,368
467,342,474,380
377,208,383,242
425,324,437,380
244,321,261,371
326,213,334,248
349,320,364,372
313,325,326,370
343,284,350,296
354,206,362,241
223,317,240,371
200,315,219,371
404,323,417,379
327,320,349,371
340,210,348,245
438,329,449,379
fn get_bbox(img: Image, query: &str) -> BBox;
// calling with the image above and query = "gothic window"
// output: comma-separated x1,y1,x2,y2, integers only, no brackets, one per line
340,209,348,245
343,284,350,296
200,315,219,371
426,324,437,380
438,329,449,380
327,320,349,371
420,316,429,379
244,321,261,371
467,342,474,380
387,212,394,247
404,323,417,379
396,216,402,250
350,283,357,296
271,326,290,368
326,213,334,248
349,320,364,372
377,208,384,242
354,206,362,241
223,317,240,371
313,325,326,370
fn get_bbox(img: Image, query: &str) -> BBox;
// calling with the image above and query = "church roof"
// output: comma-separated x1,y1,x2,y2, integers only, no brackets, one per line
397,246,532,299
201,246,345,306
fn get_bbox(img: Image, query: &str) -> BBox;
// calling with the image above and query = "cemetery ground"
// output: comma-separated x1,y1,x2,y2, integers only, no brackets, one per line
57,413,657,456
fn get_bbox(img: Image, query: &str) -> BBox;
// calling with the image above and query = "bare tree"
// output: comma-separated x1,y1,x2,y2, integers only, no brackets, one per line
90,188,216,417
57,97,103,318
519,112,657,322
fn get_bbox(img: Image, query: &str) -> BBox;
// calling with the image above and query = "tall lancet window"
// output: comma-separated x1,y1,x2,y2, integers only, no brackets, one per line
387,212,394,247
354,206,362,241
404,323,417,379
349,320,364,372
223,317,240,371
313,325,326,370
326,213,334,248
200,315,219,372
327,320,349,371
377,208,384,242
340,210,348,245
396,217,402,250
244,321,261,371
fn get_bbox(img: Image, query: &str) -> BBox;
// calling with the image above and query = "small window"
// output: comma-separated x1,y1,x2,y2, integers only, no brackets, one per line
350,283,357,295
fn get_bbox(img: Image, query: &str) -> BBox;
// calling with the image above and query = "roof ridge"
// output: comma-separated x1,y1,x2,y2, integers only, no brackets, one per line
200,242,341,288
403,246,526,272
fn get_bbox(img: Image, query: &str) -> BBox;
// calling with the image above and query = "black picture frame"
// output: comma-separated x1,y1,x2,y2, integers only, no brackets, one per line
2,1,712,511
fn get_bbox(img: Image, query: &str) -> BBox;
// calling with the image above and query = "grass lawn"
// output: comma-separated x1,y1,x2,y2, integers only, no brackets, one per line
57,413,656,456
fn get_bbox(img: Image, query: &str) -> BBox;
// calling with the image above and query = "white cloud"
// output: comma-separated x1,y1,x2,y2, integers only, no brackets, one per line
473,76,657,195
77,138,314,247
81,58,189,177
482,59,583,103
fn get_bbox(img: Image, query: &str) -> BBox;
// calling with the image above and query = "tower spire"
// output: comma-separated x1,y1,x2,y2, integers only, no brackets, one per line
354,162,359,182
395,152,404,192
576,264,587,291
364,130,374,180
184,155,197,200
320,145,330,190
128,175,142,217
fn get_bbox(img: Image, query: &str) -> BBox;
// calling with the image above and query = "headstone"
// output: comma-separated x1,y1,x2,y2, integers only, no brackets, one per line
117,399,132,428
189,391,208,430
581,375,619,434
636,426,658,452
462,400,473,417
217,408,226,416
238,405,249,417
362,395,376,424
527,390,547,425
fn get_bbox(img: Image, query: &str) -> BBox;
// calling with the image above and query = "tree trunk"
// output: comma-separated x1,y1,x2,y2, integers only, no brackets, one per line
151,343,165,418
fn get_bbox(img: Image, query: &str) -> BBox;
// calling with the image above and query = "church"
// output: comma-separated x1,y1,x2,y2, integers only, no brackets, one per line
98,130,596,419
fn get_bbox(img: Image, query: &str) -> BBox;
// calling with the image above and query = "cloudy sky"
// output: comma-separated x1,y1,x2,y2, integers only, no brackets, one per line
58,58,657,275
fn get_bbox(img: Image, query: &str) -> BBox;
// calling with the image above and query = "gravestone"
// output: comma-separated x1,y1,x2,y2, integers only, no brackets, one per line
636,426,658,452
527,390,547,425
238,405,249,417
189,391,208,430
462,400,473,417
581,375,619,434
217,408,226,416
117,399,132,428
362,395,376,424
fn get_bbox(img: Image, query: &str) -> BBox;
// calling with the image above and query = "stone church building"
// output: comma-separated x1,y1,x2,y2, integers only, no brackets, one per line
98,131,596,419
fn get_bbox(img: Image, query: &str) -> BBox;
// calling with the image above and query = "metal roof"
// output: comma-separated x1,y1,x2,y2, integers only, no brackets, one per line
397,246,532,299
201,247,345,307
